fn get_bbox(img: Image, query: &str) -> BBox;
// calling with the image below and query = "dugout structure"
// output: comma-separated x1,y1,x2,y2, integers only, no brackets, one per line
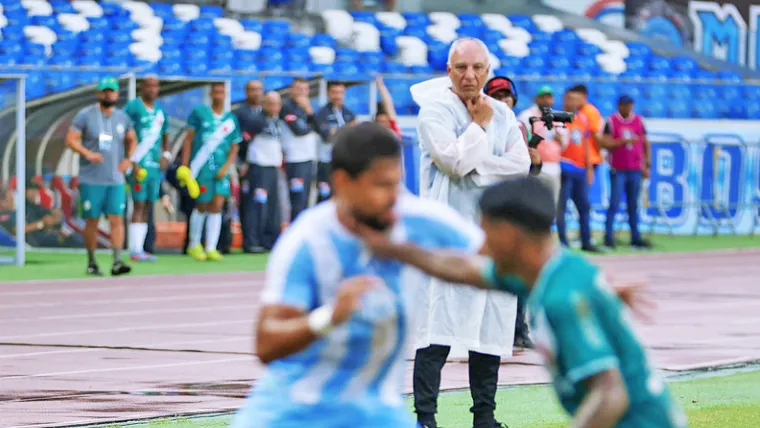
0,74,27,266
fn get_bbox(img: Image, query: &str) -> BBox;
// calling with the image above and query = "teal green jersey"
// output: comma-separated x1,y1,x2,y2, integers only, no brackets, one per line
187,105,242,174
123,98,170,176
483,251,687,428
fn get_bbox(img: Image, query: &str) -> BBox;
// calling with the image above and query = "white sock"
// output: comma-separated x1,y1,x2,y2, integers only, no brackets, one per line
135,223,148,253
128,223,140,253
205,213,222,252
189,210,207,248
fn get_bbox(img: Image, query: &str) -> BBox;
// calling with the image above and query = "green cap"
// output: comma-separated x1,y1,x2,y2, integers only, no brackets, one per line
97,77,119,92
536,85,553,96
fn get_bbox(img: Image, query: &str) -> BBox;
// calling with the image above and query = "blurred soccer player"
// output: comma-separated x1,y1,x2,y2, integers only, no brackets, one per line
124,76,172,262
65,77,137,276
355,176,688,428
229,123,486,428
181,83,242,262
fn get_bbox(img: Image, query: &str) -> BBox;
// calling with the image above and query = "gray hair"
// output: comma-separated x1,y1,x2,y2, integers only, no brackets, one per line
446,37,490,66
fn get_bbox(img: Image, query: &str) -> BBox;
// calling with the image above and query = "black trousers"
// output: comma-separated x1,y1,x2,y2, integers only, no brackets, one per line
414,345,500,427
247,164,281,250
316,161,331,204
144,202,155,253
515,294,529,338
284,161,314,221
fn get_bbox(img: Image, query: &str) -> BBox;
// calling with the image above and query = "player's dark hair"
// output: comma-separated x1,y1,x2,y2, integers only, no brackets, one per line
331,122,401,178
210,82,226,90
292,77,308,85
568,84,588,96
327,81,345,90
479,176,556,234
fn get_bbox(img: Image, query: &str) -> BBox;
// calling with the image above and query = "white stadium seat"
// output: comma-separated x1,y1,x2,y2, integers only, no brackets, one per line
22,0,53,17
139,16,163,32
396,36,428,66
233,31,262,50
498,38,529,57
24,25,57,56
375,11,406,31
214,18,245,38
309,46,336,65
173,3,200,22
596,53,627,74
0,15,7,30
429,11,460,29
132,28,163,45
601,40,630,58
321,9,354,45
576,28,607,46
121,1,154,18
481,13,512,35
502,26,532,43
352,22,381,52
71,0,103,18
532,14,563,33
57,13,90,33
130,42,163,63
427,24,458,44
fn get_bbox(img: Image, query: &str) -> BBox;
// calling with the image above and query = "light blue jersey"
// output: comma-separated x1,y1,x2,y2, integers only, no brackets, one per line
231,192,484,428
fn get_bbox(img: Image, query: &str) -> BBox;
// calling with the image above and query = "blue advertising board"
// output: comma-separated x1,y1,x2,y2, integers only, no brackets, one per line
400,129,760,235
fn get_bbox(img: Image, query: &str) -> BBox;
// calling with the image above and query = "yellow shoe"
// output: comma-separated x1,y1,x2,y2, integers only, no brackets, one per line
206,249,224,262
188,244,207,261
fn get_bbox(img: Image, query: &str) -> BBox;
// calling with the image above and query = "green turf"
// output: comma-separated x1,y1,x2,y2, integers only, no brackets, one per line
0,251,267,282
105,370,760,428
2,233,758,282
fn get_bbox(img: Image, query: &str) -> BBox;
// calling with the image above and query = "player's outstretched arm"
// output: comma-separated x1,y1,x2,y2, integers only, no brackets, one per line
255,276,380,364
571,369,629,428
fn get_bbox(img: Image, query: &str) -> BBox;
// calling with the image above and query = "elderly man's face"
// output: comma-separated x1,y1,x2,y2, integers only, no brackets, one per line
447,41,490,101
263,93,282,116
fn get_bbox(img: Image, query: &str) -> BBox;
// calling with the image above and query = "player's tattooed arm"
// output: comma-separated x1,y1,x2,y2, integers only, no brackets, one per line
571,369,629,428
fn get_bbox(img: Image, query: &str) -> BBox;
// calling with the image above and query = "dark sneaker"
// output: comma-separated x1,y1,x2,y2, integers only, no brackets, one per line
418,416,437,428
87,264,103,276
604,238,617,250
631,239,653,250
111,261,132,276
581,245,604,253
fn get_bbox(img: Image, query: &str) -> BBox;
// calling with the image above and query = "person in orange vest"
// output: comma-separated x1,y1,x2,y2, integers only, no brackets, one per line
568,85,604,182
557,90,602,253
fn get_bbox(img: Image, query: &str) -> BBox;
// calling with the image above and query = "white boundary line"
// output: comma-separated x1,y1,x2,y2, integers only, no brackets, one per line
0,279,259,298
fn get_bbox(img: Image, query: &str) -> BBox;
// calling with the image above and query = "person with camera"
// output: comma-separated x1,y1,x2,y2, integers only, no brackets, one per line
517,86,563,202
557,90,602,253
484,77,543,177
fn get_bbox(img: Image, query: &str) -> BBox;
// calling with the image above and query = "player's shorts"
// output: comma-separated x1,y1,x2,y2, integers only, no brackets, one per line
196,169,231,204
128,175,160,202
79,183,126,218
230,385,417,428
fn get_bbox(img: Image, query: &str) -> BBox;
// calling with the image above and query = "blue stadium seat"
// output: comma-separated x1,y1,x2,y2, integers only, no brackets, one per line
382,62,406,74
507,15,535,32
285,60,310,73
668,84,691,100
310,63,333,74
747,101,760,119
22,54,46,67
528,41,550,57
311,33,337,48
667,100,689,118
645,84,667,100
743,85,760,100
626,42,653,57
642,101,665,118
162,17,186,32
552,29,579,44
239,19,263,33
149,2,174,19
263,20,292,38
351,11,378,26
692,102,717,119
402,12,430,28
199,5,224,18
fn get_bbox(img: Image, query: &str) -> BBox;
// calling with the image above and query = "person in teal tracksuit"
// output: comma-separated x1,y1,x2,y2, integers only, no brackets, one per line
123,76,172,262
181,82,242,262
353,176,688,428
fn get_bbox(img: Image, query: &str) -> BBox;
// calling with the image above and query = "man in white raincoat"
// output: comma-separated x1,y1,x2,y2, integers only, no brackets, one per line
411,38,531,428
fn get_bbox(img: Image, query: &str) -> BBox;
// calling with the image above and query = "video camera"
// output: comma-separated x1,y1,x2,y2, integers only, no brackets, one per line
527,107,574,148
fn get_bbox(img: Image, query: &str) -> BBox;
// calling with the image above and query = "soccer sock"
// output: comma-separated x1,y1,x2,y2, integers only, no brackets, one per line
205,213,222,252
87,249,96,266
128,223,139,253
113,247,122,264
135,223,149,253
188,209,207,248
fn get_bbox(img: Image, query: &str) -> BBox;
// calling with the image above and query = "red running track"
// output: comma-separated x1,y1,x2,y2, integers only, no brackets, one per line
2,249,760,427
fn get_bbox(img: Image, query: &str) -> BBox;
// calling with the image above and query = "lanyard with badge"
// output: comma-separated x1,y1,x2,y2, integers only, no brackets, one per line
268,117,281,140
97,104,114,152
333,107,345,129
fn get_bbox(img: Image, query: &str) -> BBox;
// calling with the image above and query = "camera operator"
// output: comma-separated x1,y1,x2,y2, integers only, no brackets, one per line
517,86,563,202
484,76,541,176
